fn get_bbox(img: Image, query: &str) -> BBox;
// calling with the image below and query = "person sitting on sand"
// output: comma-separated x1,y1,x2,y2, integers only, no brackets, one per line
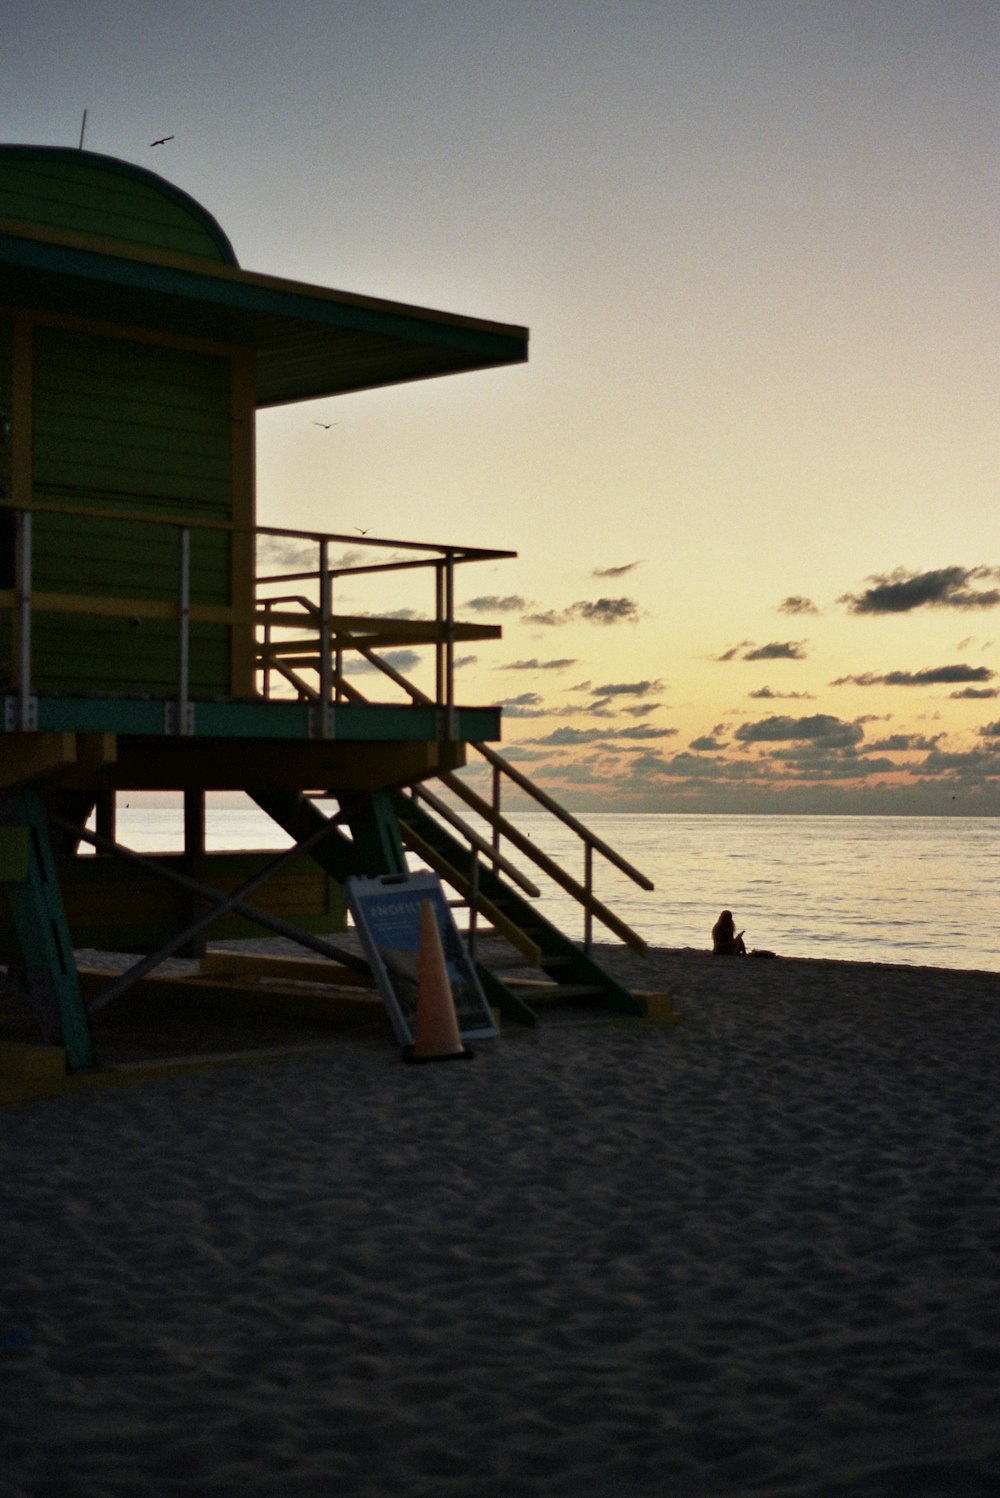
712,909,747,956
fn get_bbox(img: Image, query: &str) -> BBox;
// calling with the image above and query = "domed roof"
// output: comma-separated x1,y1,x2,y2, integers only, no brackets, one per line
0,144,237,264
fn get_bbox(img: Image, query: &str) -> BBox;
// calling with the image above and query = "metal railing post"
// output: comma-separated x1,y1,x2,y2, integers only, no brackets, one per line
16,509,33,730
318,538,332,736
468,847,480,960
176,525,191,734
444,551,456,738
584,841,594,953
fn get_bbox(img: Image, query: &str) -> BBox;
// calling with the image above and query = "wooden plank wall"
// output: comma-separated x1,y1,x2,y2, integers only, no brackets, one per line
30,325,235,695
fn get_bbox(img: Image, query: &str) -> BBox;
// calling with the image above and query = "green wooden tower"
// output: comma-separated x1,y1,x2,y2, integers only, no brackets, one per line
0,145,651,1072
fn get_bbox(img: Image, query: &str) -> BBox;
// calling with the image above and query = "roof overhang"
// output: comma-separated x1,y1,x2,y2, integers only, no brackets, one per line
0,220,529,408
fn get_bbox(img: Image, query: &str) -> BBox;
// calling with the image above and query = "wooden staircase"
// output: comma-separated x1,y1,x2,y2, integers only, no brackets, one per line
391,788,648,1025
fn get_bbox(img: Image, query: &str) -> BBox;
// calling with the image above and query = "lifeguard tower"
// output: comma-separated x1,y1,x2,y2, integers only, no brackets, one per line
0,144,656,1073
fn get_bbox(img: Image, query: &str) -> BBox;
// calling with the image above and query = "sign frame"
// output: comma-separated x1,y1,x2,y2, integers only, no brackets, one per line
346,871,498,1048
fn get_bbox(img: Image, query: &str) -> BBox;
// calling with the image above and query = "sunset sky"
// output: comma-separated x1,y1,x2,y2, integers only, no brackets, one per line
7,1,998,813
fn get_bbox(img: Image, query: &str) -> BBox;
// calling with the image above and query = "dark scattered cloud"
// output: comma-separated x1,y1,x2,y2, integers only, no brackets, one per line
832,665,996,687
522,609,564,627
743,641,807,661
865,733,944,752
980,721,1000,739
734,714,864,748
591,561,643,579
716,641,806,662
778,596,818,615
591,679,663,697
521,725,677,746
750,686,814,700
950,687,999,699
461,594,528,613
840,566,1000,615
342,648,422,675
498,690,548,718
621,703,660,718
690,735,727,751
498,657,577,672
524,598,641,628
572,597,640,625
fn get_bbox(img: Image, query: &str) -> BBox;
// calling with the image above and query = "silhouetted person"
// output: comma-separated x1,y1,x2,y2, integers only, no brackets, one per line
712,909,747,956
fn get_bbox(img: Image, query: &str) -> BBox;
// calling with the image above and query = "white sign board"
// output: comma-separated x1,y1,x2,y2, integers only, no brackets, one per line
346,872,498,1048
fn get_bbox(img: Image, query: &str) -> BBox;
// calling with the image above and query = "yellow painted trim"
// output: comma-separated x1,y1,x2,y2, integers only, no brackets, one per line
0,217,529,341
201,951,375,989
0,732,78,789
636,991,683,1025
26,591,246,625
0,302,252,363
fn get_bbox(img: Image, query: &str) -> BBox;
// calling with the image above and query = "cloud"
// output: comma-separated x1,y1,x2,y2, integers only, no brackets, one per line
749,686,814,700
734,714,864,748
498,658,577,671
591,679,663,697
865,733,943,751
522,609,564,627
524,597,641,628
571,597,640,625
342,648,422,675
461,594,528,613
690,735,727,751
520,724,677,746
716,641,806,662
832,665,996,687
498,690,549,718
778,595,818,615
743,641,807,661
950,687,999,699
840,566,1000,615
980,721,1000,739
591,561,643,578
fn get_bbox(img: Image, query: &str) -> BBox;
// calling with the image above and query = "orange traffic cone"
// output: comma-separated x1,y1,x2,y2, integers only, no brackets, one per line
404,900,474,1063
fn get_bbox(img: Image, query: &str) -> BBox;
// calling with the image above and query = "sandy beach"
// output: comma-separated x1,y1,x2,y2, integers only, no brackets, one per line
2,943,1000,1497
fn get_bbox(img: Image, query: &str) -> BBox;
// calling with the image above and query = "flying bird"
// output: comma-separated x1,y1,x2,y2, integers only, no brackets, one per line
355,527,369,535
314,421,339,429
150,136,175,147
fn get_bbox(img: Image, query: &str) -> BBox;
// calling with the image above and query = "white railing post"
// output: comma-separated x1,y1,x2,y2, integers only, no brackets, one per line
468,847,480,960
176,525,192,734
318,538,332,737
16,509,33,730
491,761,502,863
444,552,456,738
584,841,594,953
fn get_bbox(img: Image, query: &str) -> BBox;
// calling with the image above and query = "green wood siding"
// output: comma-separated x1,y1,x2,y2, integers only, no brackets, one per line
0,314,11,678
30,326,235,695
0,148,235,263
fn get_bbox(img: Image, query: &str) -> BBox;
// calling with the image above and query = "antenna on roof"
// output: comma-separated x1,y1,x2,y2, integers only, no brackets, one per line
78,110,88,150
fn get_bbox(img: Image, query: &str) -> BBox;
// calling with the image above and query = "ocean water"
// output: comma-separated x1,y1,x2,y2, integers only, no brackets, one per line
111,806,999,975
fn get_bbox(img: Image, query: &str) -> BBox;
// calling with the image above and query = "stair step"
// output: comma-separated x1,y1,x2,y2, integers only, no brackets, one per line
502,980,606,1000
468,950,574,972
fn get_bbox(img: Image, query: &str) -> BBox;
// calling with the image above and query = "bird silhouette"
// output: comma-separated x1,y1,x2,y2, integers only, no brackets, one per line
150,136,175,147
314,421,339,429
355,527,370,535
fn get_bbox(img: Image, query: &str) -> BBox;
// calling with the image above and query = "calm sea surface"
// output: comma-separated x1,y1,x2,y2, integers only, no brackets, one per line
113,808,999,975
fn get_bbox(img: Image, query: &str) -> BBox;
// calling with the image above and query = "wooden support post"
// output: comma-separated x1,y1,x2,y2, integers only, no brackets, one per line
180,788,207,957
0,791,94,1069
